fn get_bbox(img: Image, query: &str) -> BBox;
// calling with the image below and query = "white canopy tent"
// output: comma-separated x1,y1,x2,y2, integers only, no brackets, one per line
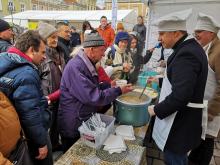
4,10,137,31
146,0,220,49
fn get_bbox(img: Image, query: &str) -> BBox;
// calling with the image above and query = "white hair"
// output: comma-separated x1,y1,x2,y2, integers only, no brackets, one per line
70,45,83,58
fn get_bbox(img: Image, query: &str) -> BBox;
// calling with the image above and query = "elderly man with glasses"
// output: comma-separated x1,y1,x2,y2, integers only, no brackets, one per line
189,13,220,165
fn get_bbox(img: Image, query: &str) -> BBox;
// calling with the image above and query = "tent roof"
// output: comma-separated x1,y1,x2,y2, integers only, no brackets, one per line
4,10,134,21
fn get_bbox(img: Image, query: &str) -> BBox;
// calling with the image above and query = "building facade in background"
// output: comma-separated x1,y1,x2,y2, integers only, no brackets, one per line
0,0,31,17
0,0,96,17
64,0,96,10
105,0,148,17
31,0,69,11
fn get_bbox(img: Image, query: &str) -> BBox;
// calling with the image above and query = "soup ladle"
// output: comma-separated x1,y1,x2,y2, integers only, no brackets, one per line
139,83,148,99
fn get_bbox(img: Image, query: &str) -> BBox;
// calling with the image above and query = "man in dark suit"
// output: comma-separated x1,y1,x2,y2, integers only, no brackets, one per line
148,9,208,164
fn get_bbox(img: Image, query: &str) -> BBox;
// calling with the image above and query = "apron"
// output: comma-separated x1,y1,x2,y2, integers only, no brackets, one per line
204,43,220,137
152,68,176,151
152,50,208,151
204,43,217,100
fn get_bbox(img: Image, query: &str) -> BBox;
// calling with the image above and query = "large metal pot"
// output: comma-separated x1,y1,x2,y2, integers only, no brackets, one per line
115,91,152,127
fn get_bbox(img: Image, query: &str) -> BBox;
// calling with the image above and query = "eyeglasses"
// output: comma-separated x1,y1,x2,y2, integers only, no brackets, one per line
195,30,205,33
192,30,205,37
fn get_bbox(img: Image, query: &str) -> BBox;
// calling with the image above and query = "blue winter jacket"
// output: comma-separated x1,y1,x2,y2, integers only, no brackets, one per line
0,51,50,147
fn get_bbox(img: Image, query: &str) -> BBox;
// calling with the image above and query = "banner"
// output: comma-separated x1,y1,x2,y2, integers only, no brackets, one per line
28,22,38,30
111,0,117,30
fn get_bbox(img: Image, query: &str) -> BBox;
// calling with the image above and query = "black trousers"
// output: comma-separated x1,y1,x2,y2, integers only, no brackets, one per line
61,135,80,153
28,133,53,165
188,137,214,165
49,102,60,149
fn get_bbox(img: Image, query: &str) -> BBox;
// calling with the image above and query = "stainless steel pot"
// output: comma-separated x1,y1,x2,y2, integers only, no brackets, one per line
115,91,152,127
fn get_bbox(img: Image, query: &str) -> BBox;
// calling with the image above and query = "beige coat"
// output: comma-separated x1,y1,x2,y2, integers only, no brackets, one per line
207,36,220,117
102,44,133,80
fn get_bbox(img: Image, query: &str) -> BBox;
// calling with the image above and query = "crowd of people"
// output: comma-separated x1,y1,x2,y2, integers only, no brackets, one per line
0,9,219,165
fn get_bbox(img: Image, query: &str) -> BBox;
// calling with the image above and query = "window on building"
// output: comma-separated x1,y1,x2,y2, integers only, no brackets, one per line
134,7,139,15
32,4,37,10
20,4,25,12
8,1,15,11
0,0,3,11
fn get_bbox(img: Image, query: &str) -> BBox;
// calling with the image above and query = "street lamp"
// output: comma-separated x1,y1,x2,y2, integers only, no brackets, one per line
8,1,15,43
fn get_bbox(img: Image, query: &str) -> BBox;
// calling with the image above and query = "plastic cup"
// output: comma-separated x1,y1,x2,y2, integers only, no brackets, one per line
116,80,128,87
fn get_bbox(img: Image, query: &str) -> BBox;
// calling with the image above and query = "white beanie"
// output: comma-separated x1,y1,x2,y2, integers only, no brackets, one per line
37,22,57,40
194,13,220,33
153,9,192,32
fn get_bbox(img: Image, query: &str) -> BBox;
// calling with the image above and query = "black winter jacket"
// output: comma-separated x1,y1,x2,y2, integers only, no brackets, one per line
57,37,71,64
154,37,208,154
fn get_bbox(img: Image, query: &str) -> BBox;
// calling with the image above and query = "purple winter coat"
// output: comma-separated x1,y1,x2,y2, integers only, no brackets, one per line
58,50,121,138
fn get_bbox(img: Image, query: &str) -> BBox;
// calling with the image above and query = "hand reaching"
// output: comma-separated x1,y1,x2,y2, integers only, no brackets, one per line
35,145,48,160
120,84,133,94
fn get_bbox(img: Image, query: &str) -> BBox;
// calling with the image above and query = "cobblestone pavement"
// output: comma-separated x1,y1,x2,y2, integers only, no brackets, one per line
145,120,220,165
146,138,220,165
210,138,220,165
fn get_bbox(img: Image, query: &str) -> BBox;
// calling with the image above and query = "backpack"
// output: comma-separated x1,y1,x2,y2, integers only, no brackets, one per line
0,91,33,165
105,45,116,66
0,91,21,157
107,45,116,60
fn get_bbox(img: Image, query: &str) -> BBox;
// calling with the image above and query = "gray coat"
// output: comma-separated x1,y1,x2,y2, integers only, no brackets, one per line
133,24,146,43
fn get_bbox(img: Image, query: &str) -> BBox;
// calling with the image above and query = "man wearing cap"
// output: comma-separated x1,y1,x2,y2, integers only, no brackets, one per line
58,32,133,152
188,13,220,165
147,9,208,164
0,19,14,53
